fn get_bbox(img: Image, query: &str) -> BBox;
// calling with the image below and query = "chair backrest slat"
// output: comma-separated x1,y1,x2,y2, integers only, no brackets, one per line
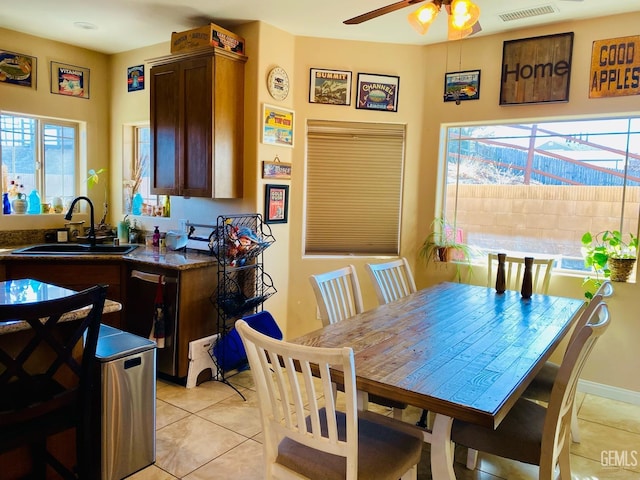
310,265,364,326
366,257,417,305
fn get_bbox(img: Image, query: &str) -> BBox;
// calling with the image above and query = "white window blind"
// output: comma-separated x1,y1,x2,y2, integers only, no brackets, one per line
305,120,405,255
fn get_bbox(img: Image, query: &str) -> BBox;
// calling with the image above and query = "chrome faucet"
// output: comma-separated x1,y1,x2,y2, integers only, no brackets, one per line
65,196,96,247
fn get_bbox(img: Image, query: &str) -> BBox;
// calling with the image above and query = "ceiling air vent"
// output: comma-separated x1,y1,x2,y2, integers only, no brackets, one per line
498,5,556,22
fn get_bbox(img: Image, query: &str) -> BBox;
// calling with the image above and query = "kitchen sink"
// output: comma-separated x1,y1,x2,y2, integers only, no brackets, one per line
12,244,138,255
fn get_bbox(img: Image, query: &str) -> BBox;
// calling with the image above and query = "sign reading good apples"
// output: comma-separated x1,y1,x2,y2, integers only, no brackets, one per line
589,35,640,98
500,32,574,105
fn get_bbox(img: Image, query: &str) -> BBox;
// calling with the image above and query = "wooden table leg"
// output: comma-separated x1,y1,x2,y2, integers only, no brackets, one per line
357,390,369,411
431,414,457,480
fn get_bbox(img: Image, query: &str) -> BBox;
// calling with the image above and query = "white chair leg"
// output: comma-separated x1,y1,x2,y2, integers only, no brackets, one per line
392,407,403,420
466,448,479,470
400,464,417,480
570,407,581,443
427,410,436,430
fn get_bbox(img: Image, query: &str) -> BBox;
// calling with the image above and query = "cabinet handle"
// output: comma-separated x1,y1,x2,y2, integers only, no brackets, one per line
131,270,177,284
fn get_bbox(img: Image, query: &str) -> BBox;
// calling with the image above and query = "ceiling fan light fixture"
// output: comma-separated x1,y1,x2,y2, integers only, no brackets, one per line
449,0,480,30
407,3,440,35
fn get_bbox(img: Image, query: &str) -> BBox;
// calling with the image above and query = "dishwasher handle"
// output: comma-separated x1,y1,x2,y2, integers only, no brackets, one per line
131,270,177,284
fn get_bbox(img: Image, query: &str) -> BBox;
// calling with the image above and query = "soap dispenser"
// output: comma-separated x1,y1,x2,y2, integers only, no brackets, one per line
152,226,160,248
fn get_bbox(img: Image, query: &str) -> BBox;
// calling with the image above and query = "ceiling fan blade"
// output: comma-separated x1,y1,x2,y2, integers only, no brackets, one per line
344,0,427,25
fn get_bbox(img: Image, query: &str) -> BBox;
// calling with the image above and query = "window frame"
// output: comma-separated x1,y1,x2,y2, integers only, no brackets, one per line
438,113,640,274
1,111,79,209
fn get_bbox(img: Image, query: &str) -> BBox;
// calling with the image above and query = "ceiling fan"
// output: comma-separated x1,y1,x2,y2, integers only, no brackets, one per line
344,0,482,40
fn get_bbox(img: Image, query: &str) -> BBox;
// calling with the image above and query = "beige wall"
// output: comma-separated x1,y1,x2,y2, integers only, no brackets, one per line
0,28,110,230
285,13,640,395
1,12,639,395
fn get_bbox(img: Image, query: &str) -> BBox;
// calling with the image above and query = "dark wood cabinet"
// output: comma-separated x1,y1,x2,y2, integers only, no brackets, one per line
149,48,246,198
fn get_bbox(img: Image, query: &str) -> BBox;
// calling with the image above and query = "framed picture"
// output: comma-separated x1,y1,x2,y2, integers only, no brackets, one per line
50,61,90,99
262,161,292,179
309,68,352,105
356,73,400,112
127,64,144,92
264,184,289,224
262,104,294,147
444,70,481,102
500,32,573,105
0,50,36,89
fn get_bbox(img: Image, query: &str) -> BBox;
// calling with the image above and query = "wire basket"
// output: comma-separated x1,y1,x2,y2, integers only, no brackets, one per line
213,265,276,320
212,214,275,265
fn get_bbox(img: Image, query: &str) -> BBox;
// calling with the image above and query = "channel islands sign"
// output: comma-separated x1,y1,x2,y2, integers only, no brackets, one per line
589,35,640,98
500,32,574,105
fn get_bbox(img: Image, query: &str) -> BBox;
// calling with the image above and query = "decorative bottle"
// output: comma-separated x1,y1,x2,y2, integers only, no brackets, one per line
163,195,171,217
152,226,160,248
27,190,41,214
495,253,506,294
521,257,534,299
132,192,143,215
2,193,10,214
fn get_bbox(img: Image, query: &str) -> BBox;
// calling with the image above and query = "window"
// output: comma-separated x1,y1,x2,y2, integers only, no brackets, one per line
1,113,77,209
123,125,166,216
441,116,640,271
305,120,405,255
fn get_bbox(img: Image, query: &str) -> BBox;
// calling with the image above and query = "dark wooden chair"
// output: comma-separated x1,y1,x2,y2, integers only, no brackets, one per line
0,284,108,479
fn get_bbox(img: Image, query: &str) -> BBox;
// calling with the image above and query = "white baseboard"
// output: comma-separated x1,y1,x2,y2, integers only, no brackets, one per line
578,379,640,405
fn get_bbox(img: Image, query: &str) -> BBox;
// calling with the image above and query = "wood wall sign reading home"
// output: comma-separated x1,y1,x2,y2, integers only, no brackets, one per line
500,32,574,105
589,35,640,99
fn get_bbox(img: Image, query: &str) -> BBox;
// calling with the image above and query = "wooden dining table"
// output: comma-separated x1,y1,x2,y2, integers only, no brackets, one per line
291,281,585,480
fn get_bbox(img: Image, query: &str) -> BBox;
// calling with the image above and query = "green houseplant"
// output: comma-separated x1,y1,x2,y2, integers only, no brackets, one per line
581,230,638,298
419,217,473,281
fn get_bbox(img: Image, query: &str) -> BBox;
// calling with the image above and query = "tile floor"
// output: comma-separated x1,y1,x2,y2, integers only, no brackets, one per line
128,371,640,480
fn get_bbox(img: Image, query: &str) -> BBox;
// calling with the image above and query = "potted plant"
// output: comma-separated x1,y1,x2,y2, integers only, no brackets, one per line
419,217,473,281
87,167,108,226
581,230,638,297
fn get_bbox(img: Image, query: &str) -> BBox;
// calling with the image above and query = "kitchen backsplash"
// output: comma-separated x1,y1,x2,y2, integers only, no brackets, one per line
0,229,50,247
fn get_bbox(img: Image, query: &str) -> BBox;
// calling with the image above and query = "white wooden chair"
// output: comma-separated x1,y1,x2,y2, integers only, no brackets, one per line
365,257,417,305
309,265,408,418
309,265,364,327
235,319,423,480
521,279,613,443
456,301,610,477
487,254,555,294
459,300,610,477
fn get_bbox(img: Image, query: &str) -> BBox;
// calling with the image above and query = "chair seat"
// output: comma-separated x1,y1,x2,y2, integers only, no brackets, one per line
277,409,423,480
452,398,546,466
523,361,559,403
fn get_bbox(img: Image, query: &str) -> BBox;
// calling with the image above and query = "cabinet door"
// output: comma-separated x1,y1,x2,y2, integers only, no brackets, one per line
213,54,245,198
182,57,213,198
150,62,181,195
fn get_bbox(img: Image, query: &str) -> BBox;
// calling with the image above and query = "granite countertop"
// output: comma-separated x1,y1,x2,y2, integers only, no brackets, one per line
0,244,217,270
0,278,124,336
0,299,122,335
123,245,217,270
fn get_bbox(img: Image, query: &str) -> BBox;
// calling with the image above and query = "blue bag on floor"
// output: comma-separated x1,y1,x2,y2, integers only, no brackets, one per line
213,311,283,372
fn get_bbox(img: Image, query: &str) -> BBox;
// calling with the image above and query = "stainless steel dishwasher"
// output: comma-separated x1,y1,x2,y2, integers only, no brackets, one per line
97,325,156,480
126,270,179,378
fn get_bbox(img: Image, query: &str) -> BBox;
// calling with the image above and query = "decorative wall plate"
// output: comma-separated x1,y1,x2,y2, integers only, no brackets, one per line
267,66,290,101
